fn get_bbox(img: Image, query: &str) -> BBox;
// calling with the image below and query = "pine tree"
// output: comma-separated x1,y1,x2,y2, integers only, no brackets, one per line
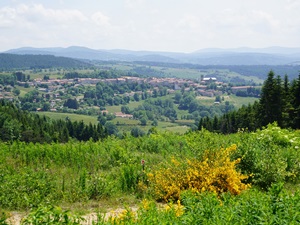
281,75,293,127
259,71,283,126
291,74,300,128
212,116,219,132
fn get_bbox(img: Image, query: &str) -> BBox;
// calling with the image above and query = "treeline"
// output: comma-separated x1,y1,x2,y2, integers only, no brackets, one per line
0,100,107,143
0,54,91,70
0,72,31,86
199,71,300,133
64,70,122,79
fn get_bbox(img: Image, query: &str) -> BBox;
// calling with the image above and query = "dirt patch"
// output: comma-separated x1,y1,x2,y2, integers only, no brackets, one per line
6,212,25,225
81,207,138,225
5,207,138,225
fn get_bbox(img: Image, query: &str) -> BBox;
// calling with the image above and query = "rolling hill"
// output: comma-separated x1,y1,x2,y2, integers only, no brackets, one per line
0,53,92,70
4,46,300,65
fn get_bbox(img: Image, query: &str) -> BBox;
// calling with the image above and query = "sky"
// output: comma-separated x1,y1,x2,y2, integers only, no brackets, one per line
0,0,300,53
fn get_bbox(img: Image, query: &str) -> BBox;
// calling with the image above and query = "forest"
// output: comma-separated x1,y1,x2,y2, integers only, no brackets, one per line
0,101,107,143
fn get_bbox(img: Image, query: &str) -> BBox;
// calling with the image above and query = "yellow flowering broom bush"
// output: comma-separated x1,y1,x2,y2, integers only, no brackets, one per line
147,144,250,202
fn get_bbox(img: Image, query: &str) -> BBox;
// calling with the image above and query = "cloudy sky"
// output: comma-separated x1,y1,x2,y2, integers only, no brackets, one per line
0,0,299,52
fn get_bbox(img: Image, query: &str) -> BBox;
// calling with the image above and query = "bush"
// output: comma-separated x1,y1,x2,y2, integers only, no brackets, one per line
147,145,250,202
236,123,300,189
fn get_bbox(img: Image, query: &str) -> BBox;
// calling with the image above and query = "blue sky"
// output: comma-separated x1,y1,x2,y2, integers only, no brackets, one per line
0,0,299,52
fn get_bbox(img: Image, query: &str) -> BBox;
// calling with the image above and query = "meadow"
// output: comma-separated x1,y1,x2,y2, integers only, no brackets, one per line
1,123,300,224
37,112,99,125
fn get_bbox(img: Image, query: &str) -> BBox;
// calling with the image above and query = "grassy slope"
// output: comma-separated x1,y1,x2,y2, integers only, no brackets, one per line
36,112,99,124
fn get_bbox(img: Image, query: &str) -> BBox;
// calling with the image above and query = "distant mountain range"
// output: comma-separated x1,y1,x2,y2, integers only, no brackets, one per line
0,53,91,70
3,46,300,65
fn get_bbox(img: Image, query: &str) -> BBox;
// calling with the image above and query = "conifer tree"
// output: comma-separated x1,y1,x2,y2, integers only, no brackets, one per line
281,75,292,127
291,74,300,128
259,71,283,126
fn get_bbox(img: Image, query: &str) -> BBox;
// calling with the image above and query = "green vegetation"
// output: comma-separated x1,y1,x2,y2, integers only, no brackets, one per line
200,71,300,133
0,100,107,143
1,56,300,224
37,112,99,125
0,124,300,224
109,61,300,82
1,59,264,135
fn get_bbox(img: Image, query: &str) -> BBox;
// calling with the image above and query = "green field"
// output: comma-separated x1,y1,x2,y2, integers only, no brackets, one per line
226,95,258,108
17,86,35,97
37,112,99,124
197,95,258,108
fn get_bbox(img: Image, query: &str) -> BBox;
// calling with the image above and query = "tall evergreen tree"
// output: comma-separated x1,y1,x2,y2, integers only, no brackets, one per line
259,71,283,126
291,74,300,128
281,75,293,127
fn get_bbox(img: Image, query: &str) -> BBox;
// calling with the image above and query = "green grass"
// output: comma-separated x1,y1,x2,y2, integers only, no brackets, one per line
196,95,258,108
196,96,216,106
1,123,300,224
112,117,190,134
36,112,98,124
17,86,35,97
165,125,189,134
105,100,145,114
226,95,258,108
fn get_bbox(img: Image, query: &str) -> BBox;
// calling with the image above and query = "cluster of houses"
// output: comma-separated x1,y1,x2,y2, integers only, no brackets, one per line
18,76,194,89
1,76,256,115
16,76,227,95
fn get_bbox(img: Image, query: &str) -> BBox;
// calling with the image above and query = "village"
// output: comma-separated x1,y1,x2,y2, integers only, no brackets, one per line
19,76,253,96
0,75,258,119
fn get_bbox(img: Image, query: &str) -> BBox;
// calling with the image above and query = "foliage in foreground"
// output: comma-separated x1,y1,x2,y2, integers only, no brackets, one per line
16,183,300,225
0,124,299,210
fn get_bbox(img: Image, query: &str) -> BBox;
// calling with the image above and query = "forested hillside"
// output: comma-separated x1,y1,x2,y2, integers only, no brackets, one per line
0,54,91,70
0,100,107,143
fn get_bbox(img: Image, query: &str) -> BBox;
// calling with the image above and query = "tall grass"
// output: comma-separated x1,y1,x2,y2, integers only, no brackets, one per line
0,123,299,213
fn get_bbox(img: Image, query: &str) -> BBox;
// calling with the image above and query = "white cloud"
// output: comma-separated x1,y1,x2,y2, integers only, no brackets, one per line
178,15,201,30
0,3,88,30
0,3,117,49
286,0,300,9
91,12,111,27
0,0,299,52
0,7,16,27
125,0,145,9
